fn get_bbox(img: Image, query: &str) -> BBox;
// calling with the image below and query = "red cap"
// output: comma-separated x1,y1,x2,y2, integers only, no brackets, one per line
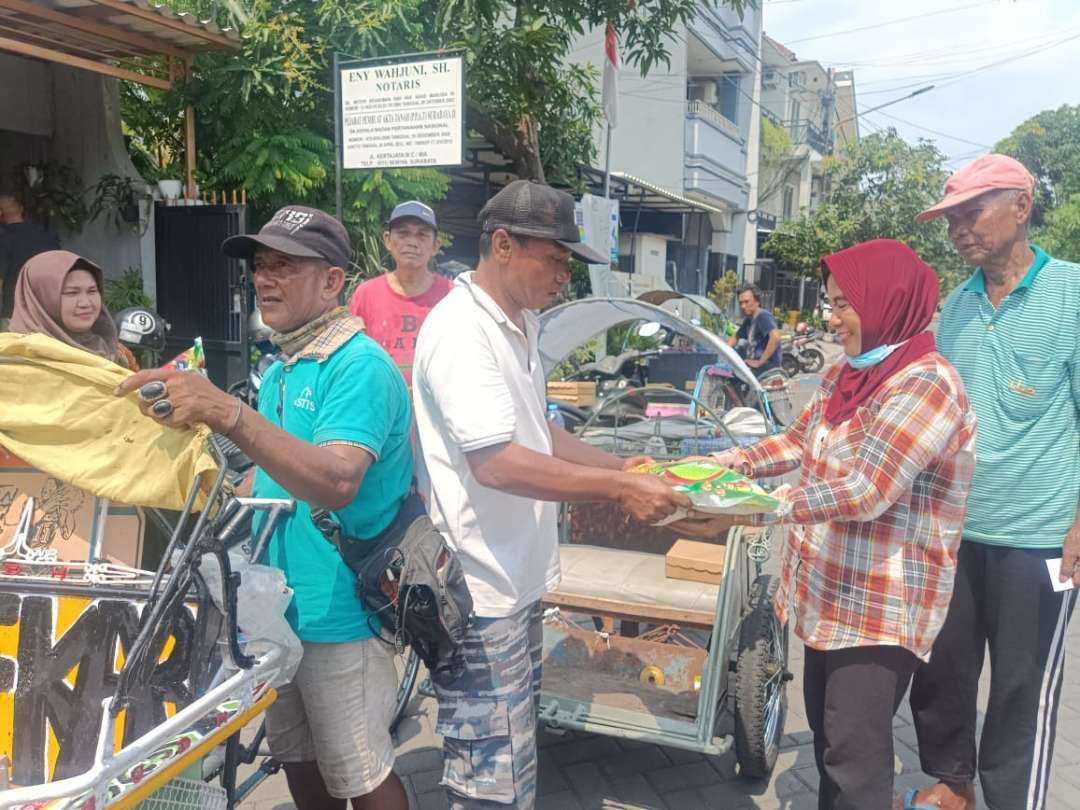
916,154,1035,223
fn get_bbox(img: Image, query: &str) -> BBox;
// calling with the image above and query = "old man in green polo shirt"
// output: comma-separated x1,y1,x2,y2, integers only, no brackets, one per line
905,154,1080,810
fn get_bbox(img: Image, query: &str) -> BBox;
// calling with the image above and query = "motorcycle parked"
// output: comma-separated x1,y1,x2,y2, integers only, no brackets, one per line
228,310,278,407
781,324,825,376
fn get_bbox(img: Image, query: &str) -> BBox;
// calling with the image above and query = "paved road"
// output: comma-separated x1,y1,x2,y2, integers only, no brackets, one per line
242,339,1080,809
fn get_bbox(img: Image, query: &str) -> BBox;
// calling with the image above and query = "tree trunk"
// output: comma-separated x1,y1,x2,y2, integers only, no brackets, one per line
468,105,546,183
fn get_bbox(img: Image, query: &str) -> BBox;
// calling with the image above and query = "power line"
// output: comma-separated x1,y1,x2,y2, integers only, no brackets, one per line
785,3,991,45
873,110,991,148
933,30,1080,89
836,84,935,126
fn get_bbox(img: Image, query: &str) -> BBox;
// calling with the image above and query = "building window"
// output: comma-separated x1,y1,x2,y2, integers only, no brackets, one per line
788,99,801,124
719,73,740,123
782,186,795,219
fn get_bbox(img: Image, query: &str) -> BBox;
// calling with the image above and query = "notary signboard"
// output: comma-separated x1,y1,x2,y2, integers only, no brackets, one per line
340,52,465,170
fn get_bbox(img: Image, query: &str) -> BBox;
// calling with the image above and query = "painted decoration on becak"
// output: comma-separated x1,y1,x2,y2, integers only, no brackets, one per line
0,590,218,789
0,449,144,568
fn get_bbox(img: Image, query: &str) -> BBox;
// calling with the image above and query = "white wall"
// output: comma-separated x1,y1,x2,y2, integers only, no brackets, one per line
619,231,671,282
575,23,689,194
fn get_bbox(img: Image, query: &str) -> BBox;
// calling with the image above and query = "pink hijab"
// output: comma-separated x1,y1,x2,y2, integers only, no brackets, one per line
9,250,120,362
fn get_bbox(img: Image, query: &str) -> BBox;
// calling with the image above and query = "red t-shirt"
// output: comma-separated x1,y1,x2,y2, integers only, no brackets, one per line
348,273,454,389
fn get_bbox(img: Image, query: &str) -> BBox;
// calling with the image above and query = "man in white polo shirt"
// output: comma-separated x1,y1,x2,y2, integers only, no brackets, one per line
413,180,691,809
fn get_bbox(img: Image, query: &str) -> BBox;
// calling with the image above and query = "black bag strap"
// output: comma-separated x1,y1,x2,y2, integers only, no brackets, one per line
311,491,425,568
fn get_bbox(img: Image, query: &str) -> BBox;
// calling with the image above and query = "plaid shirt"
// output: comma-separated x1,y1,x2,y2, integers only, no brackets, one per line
733,355,976,660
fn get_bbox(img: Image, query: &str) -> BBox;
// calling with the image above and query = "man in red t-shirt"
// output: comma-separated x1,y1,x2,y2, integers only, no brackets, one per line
349,201,452,391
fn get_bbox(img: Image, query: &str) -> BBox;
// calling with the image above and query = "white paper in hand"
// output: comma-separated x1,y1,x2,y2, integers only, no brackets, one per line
1045,558,1077,592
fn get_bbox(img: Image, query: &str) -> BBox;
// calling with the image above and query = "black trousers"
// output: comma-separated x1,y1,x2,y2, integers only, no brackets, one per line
804,644,920,810
910,541,1076,810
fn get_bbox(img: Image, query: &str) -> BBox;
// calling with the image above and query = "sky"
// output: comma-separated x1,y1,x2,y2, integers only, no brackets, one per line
761,0,1080,167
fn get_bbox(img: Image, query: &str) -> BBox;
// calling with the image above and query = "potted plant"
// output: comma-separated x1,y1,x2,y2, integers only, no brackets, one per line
89,174,151,233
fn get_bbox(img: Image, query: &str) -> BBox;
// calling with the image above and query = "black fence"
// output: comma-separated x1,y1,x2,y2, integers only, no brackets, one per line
155,203,249,388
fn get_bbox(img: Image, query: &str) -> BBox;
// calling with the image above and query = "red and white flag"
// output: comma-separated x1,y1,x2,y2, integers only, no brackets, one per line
603,20,619,128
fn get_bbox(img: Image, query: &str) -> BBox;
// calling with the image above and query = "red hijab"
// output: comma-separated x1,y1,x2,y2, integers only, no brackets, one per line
822,239,939,425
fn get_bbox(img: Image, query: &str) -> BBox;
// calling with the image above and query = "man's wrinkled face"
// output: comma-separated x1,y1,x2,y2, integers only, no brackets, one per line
493,232,572,310
251,248,341,332
384,218,439,272
507,236,574,313
944,189,1030,267
738,290,760,317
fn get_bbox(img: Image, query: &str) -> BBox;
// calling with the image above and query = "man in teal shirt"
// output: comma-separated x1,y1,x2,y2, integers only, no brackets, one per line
907,155,1080,810
118,206,412,810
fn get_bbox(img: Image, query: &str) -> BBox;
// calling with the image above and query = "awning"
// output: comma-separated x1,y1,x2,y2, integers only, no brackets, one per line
0,0,240,198
0,0,239,90
575,167,730,216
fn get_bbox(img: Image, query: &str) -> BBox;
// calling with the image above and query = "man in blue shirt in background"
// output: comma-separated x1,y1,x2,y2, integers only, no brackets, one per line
729,282,782,378
118,205,412,810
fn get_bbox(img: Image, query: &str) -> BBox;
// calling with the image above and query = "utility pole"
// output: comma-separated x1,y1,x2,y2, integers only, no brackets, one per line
835,84,934,127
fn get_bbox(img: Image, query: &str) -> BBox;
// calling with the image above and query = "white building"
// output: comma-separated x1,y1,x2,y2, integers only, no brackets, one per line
756,36,859,233
572,3,763,296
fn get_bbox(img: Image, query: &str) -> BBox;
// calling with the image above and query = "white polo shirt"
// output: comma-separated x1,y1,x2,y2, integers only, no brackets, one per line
413,272,560,617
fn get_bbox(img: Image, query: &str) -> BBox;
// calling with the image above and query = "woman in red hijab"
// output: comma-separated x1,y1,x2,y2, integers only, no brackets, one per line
683,239,976,809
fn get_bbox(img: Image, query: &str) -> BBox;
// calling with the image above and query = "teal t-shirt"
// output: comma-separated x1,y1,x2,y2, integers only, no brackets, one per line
252,332,413,642
936,246,1080,548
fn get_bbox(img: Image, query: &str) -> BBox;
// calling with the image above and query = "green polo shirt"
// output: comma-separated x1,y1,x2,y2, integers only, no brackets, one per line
252,332,413,642
936,245,1080,548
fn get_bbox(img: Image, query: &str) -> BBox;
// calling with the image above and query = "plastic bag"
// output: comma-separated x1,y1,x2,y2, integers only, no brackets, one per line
628,459,779,516
198,551,302,687
163,337,205,371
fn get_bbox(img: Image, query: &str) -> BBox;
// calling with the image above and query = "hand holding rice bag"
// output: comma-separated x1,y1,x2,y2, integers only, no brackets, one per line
627,459,779,516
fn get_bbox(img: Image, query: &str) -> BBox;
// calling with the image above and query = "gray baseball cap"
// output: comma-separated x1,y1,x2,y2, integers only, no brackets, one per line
222,205,353,269
389,200,437,230
479,180,606,264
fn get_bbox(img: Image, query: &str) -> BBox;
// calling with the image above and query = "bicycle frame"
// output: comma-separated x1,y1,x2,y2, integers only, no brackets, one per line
0,441,297,808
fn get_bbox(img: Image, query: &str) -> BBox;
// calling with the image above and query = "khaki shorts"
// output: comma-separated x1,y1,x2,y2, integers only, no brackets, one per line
265,637,397,798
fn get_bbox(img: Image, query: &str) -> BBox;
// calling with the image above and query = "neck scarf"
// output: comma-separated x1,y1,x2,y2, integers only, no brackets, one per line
9,250,119,362
823,239,939,425
271,305,351,359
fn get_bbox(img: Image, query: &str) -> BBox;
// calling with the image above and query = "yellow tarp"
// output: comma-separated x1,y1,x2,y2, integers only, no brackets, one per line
0,332,218,510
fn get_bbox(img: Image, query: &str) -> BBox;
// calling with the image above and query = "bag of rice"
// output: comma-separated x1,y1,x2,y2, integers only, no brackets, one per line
628,459,779,516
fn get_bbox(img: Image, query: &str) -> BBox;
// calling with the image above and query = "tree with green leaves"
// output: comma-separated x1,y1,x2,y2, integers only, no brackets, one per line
763,129,967,293
995,104,1080,261
995,104,1080,227
437,0,749,184
122,0,748,250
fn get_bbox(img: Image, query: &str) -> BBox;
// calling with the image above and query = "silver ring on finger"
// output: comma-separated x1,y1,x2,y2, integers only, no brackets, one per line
150,399,174,418
139,381,168,403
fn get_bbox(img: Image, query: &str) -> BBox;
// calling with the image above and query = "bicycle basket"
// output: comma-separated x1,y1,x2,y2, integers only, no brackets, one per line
136,777,227,810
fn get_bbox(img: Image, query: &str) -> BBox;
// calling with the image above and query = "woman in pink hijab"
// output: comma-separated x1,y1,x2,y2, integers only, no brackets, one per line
8,250,136,368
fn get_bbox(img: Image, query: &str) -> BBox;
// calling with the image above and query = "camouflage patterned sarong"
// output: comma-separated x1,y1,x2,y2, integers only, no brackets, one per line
432,602,544,808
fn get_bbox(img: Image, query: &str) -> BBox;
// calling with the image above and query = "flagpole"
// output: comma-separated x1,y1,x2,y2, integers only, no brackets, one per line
603,120,612,199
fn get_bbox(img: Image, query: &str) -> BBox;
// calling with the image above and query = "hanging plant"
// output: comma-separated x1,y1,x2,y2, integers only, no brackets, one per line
88,174,152,235
12,161,87,232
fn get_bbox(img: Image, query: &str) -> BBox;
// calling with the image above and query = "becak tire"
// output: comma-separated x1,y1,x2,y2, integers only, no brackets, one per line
733,574,789,779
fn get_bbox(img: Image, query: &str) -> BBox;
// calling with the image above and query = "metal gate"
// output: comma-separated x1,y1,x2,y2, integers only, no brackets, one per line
155,203,249,388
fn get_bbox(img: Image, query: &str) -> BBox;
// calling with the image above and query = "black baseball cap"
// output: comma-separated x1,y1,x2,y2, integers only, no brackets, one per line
479,180,606,264
222,205,353,269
